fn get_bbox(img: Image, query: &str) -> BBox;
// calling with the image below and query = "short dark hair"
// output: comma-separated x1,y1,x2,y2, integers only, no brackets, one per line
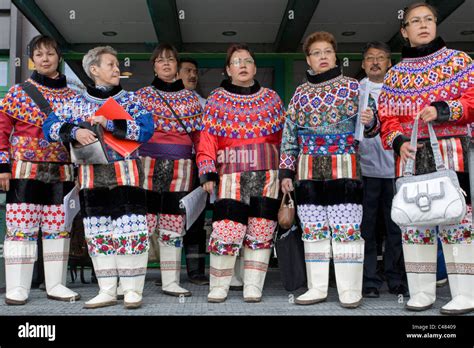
401,2,438,28
179,57,198,70
150,43,180,65
225,43,256,67
27,35,62,60
362,41,391,57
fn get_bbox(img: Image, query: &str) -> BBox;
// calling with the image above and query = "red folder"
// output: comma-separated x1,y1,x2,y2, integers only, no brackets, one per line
95,97,141,158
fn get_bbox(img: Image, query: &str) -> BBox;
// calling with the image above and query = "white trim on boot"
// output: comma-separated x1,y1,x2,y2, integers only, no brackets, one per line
333,240,364,309
229,252,244,291
43,238,80,302
4,240,37,305
295,239,331,305
440,244,474,315
403,243,437,311
84,256,118,309
160,244,191,297
208,254,237,303
116,253,148,309
243,248,271,302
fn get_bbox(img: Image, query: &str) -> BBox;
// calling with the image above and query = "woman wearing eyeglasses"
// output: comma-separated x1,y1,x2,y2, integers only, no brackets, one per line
280,31,376,308
197,43,285,303
135,43,202,298
378,2,474,314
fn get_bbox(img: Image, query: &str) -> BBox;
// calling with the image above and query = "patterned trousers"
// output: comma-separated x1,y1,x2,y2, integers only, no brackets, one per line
5,160,75,241
295,179,364,243
79,159,148,256
141,156,193,248
210,169,280,256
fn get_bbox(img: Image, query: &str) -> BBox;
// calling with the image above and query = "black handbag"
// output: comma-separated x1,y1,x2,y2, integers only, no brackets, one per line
70,122,109,165
274,222,307,292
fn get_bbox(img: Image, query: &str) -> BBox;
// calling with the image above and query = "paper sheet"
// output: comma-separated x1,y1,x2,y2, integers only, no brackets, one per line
64,185,80,231
356,80,372,142
179,186,208,230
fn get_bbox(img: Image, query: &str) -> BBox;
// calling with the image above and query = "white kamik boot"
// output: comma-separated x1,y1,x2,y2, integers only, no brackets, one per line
243,248,271,302
84,255,118,309
404,243,437,311
117,253,148,309
295,239,331,305
43,238,80,301
440,243,474,315
4,240,37,305
160,244,191,297
333,240,364,309
208,254,237,303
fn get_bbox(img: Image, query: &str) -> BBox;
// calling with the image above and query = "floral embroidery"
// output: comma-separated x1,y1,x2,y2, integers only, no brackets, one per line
439,207,472,244
439,226,472,244
115,232,149,255
301,222,330,241
331,223,361,242
403,227,437,244
159,233,183,248
208,237,241,256
243,238,273,250
87,234,115,256
5,231,39,241
42,231,69,239
10,136,69,163
298,132,356,155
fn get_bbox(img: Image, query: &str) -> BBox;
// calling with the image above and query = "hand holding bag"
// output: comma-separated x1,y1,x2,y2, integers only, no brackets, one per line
391,117,466,227
278,192,295,229
70,122,109,165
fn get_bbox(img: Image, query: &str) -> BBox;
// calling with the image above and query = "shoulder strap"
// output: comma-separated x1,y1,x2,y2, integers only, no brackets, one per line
21,82,53,115
153,87,193,140
403,116,446,176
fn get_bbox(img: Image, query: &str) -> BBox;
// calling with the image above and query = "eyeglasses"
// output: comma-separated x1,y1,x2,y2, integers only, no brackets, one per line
404,15,437,27
230,58,255,67
308,49,335,59
181,67,198,75
155,57,177,64
364,56,389,63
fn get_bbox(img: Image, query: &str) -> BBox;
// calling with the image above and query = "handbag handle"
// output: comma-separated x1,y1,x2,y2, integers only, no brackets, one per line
280,192,294,208
403,116,446,176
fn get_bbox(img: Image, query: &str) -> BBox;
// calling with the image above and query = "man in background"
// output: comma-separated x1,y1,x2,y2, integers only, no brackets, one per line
359,41,408,298
178,58,208,285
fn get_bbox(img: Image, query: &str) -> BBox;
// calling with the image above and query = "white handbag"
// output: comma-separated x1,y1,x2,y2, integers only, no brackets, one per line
391,117,466,227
